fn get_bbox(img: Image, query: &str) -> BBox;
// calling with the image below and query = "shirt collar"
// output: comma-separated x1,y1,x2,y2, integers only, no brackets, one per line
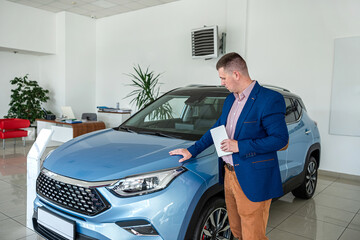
234,80,256,100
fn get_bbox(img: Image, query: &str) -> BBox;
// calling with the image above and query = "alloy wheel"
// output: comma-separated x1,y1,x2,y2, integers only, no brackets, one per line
200,207,232,240
305,160,317,195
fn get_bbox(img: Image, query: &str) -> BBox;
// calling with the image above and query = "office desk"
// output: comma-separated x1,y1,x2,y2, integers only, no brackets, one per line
36,119,105,146
97,111,131,128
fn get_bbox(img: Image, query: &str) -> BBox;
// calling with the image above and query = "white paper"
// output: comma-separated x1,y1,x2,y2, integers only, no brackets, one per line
210,125,233,157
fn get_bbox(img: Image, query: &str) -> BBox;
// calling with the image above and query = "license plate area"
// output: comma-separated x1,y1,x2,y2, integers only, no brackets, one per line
37,207,75,240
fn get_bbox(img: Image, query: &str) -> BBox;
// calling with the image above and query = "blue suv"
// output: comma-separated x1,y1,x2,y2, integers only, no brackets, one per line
33,85,320,240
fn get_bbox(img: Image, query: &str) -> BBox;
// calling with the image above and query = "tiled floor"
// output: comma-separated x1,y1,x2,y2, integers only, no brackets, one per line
0,141,360,240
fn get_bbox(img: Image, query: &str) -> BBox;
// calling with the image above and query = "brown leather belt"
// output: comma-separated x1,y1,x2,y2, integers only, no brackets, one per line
225,163,234,171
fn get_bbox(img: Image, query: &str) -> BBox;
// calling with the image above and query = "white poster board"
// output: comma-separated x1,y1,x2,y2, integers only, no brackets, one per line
330,36,360,137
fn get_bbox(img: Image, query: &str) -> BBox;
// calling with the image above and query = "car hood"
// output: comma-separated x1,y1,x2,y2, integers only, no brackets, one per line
43,129,194,181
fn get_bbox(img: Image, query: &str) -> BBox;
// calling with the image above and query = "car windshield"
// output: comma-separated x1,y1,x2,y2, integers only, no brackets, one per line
120,88,229,141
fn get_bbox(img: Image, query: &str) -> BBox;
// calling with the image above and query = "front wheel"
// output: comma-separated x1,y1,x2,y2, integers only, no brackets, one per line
192,197,234,240
292,156,318,199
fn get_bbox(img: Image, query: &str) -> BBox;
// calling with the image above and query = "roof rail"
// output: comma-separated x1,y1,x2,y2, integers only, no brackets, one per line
262,84,290,92
185,84,205,87
185,84,223,88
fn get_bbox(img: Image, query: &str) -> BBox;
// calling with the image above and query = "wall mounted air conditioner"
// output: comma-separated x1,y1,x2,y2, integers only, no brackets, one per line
192,25,225,59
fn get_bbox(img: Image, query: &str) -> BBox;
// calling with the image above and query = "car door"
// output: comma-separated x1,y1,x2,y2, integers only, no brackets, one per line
277,97,290,183
283,97,313,181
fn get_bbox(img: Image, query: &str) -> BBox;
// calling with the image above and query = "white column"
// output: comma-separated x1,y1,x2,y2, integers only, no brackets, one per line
26,129,53,230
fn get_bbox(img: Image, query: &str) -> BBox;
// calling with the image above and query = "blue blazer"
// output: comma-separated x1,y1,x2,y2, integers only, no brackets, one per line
188,82,289,202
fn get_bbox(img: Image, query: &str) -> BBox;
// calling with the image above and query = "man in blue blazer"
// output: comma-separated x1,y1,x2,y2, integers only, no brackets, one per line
170,52,289,240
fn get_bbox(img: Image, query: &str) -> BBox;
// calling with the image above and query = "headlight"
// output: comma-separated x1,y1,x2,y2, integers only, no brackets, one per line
107,167,186,197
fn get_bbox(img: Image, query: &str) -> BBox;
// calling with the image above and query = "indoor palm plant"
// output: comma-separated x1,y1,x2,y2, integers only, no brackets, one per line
5,74,50,123
125,65,162,110
125,65,172,120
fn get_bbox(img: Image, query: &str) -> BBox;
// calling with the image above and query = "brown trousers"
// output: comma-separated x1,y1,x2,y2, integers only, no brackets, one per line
224,167,271,240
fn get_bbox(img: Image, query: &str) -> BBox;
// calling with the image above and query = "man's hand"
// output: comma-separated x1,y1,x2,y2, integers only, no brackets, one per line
169,148,192,163
220,139,239,153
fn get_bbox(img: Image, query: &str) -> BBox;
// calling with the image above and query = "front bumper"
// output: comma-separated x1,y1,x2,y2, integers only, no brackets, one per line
33,170,205,240
33,209,96,240
32,204,161,240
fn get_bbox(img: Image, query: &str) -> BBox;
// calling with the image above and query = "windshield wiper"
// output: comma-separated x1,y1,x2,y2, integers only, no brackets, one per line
119,126,137,133
139,131,177,139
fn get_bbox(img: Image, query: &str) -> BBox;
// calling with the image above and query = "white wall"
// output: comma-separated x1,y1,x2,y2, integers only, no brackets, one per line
0,52,40,118
96,0,360,176
245,0,360,176
96,0,233,110
39,12,67,116
40,12,96,118
64,12,96,117
0,0,55,54
226,0,248,57
0,0,55,119
0,0,359,176
0,1,96,119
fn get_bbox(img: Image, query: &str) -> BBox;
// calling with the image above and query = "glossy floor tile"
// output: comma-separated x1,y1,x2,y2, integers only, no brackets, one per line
313,193,360,213
323,185,360,202
277,214,345,240
294,200,356,227
267,208,292,228
348,213,360,231
268,228,311,240
338,228,360,240
0,218,34,240
17,234,44,240
0,141,359,240
270,193,309,213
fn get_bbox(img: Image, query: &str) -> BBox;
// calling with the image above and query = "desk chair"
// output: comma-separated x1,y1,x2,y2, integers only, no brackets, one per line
81,113,97,121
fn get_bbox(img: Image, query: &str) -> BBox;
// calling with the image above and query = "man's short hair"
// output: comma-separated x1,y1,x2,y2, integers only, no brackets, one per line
216,52,249,76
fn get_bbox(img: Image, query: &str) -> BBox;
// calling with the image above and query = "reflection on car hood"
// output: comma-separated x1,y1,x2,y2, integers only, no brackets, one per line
43,129,193,181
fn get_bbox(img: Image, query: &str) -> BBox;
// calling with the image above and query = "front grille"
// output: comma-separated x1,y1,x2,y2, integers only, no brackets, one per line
36,172,110,216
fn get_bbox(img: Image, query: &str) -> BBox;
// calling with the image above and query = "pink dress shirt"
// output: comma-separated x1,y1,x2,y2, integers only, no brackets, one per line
222,80,256,166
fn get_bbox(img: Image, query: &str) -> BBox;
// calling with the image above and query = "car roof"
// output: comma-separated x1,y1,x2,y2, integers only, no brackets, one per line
169,84,302,100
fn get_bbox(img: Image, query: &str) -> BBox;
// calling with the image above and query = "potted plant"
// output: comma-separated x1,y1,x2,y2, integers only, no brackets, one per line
125,65,172,120
5,74,50,124
125,65,162,110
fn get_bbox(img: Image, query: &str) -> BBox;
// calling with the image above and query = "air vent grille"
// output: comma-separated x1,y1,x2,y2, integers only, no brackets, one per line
192,26,218,59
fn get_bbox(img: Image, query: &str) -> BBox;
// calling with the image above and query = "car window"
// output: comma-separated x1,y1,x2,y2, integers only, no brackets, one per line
144,97,187,122
292,99,303,121
292,99,300,120
295,99,304,114
122,92,227,140
284,98,297,124
296,98,306,111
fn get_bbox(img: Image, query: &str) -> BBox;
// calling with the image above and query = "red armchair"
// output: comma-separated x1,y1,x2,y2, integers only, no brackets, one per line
0,118,30,149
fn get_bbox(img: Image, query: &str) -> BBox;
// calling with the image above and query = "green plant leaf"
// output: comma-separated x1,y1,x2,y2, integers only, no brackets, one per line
5,74,50,123
124,65,163,111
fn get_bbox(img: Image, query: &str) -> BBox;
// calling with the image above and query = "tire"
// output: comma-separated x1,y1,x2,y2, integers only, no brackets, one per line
292,156,318,199
191,197,234,240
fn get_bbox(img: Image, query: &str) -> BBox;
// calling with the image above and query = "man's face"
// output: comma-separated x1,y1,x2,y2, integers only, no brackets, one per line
218,67,237,93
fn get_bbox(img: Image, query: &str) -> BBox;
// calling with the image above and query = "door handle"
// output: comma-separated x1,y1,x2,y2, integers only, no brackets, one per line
305,129,311,135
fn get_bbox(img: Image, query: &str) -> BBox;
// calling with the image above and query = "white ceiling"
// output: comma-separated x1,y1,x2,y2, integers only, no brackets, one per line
7,0,180,19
